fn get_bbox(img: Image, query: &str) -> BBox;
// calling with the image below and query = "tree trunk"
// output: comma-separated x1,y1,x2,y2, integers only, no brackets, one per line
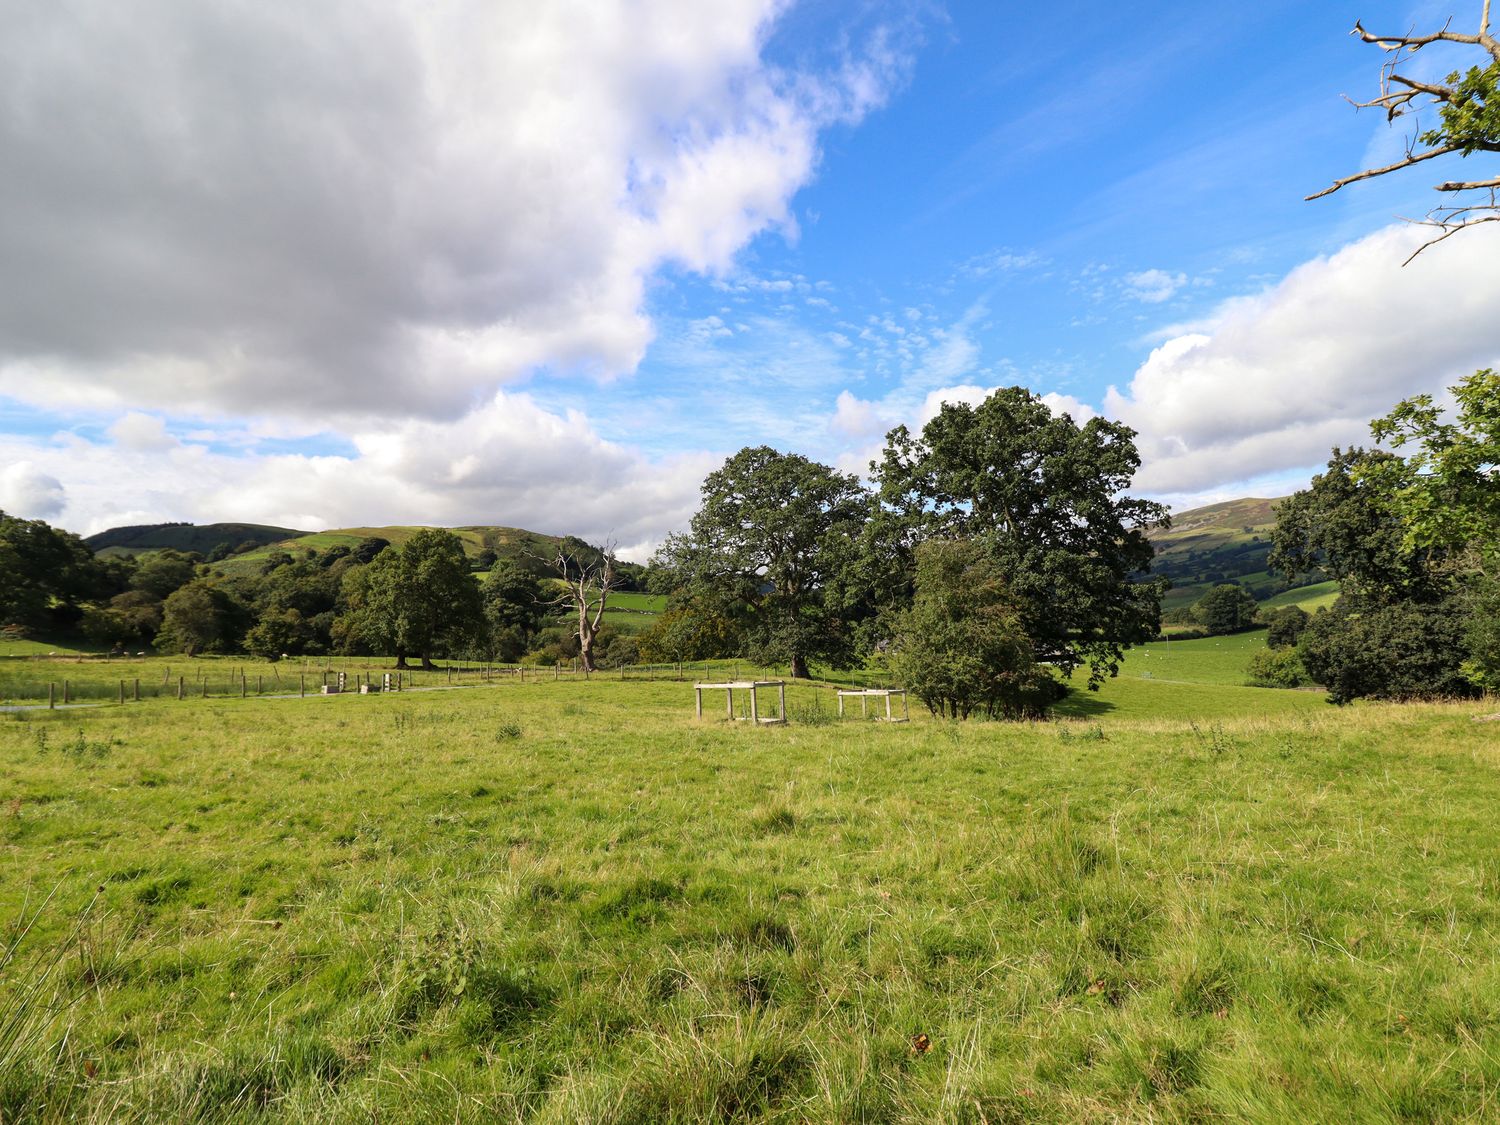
579,635,596,673
395,650,409,670
420,652,437,671
790,653,809,679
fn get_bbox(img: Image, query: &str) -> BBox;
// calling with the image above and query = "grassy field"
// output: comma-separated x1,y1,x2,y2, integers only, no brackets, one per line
3,662,1498,1121
1259,580,1340,613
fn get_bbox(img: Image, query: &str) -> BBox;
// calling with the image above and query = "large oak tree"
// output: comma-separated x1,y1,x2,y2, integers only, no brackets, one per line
874,387,1166,688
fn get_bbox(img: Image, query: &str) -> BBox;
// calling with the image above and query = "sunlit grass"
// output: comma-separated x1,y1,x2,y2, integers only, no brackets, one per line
2,675,1497,1120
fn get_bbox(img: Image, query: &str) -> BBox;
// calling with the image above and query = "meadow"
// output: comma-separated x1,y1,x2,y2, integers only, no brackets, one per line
2,643,1498,1122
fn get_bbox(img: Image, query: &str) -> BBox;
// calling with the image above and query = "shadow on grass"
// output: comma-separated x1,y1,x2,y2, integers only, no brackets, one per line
1051,690,1117,719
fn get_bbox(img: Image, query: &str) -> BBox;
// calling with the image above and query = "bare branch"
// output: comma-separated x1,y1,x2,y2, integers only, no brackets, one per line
1436,175,1500,191
1306,144,1460,200
1401,212,1500,264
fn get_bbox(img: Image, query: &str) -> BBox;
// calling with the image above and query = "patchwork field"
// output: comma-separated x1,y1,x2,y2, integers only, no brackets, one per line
3,647,1497,1122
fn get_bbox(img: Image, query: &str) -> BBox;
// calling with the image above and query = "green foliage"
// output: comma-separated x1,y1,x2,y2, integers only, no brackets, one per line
1246,647,1307,689
1420,63,1500,155
637,599,742,663
1263,605,1310,649
156,581,243,656
1190,583,1259,635
129,550,199,601
667,446,869,678
0,511,113,628
1269,447,1447,607
341,530,481,667
890,539,1060,719
1460,576,1500,691
876,386,1167,688
1370,369,1500,573
1297,600,1478,704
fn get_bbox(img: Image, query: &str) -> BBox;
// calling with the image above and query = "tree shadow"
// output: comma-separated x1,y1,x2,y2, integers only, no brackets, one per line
1051,690,1116,719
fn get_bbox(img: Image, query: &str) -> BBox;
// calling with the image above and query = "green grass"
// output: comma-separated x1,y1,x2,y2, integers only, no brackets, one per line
1260,580,1341,613
2,670,1498,1121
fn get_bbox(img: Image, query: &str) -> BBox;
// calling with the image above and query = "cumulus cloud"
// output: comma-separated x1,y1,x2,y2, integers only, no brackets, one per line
0,0,906,425
1107,223,1500,494
0,462,66,519
2,394,714,560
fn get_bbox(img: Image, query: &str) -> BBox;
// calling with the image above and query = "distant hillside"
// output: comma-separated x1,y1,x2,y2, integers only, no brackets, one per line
209,524,571,577
86,522,306,557
1146,497,1314,612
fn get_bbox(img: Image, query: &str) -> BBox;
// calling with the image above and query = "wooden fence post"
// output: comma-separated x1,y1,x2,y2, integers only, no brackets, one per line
48,682,55,710
118,680,125,705
133,678,140,702
177,677,184,700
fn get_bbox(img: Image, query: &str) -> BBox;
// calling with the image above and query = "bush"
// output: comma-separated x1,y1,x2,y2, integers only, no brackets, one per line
1297,599,1479,704
1247,647,1307,688
890,539,1063,720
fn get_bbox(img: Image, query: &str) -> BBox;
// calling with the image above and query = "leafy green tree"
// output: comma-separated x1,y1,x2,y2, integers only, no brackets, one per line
130,550,200,601
637,597,744,664
1263,605,1310,649
875,387,1166,688
666,447,869,678
0,511,111,628
1370,370,1499,573
1191,584,1259,635
890,539,1059,720
1309,11,1498,256
1269,447,1451,608
342,530,482,669
156,581,238,656
1298,600,1478,704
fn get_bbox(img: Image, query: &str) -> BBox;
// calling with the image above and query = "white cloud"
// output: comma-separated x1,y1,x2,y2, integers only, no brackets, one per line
3,394,715,561
107,412,176,452
1123,269,1188,304
0,1,908,426
1107,222,1500,494
0,461,66,519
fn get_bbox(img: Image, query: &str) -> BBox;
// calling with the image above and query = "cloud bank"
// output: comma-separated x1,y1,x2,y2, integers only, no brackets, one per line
0,0,901,423
1108,223,1500,496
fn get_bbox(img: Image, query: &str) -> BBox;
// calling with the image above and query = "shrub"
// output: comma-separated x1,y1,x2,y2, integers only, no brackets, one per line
1247,647,1307,688
1297,599,1479,704
890,539,1063,720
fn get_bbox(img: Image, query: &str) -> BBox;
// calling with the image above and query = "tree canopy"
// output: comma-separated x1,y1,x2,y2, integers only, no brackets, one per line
664,446,869,679
343,529,481,669
874,387,1166,687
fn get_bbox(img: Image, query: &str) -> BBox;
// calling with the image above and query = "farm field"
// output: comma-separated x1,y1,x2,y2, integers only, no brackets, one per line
3,664,1498,1122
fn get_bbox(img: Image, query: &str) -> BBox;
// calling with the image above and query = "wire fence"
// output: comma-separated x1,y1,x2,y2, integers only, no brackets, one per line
0,655,896,707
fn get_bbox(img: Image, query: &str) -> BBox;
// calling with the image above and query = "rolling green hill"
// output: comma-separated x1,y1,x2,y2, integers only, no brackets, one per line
1146,496,1324,612
85,521,305,557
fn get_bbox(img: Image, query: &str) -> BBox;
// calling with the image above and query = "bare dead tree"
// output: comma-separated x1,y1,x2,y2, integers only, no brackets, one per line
1308,2,1500,262
545,541,621,673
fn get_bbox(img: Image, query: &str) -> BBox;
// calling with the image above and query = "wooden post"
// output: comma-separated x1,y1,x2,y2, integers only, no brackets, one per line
555,662,559,681
177,677,184,700
203,678,208,698
119,680,125,705
257,675,262,695
885,693,892,721
726,686,734,719
48,682,55,710
750,684,759,723
779,681,786,722
398,671,403,692
838,693,845,717
861,694,868,719
695,686,703,717
300,674,306,698
133,678,140,702
241,675,247,698
903,691,909,721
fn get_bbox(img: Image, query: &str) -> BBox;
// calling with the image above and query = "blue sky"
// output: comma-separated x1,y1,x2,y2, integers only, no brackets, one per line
2,0,1497,556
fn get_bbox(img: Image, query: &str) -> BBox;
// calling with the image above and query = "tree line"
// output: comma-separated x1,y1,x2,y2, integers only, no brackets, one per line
10,375,1488,715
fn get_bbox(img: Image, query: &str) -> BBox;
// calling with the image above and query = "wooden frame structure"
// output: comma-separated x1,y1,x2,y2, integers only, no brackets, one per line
695,680,787,725
836,688,909,722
